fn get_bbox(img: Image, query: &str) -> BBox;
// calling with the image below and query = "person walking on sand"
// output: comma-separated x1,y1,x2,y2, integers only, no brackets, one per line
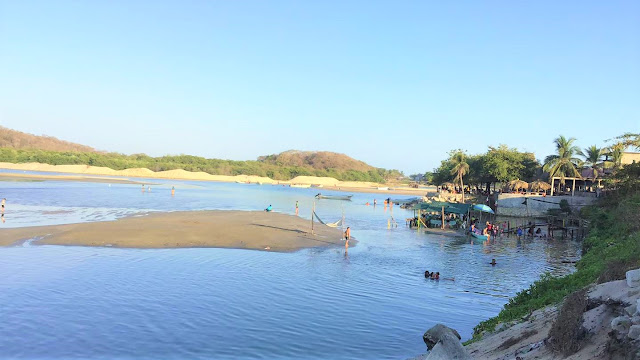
295,201,299,216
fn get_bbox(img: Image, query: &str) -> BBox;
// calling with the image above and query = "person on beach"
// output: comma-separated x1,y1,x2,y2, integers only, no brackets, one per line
295,201,299,216
265,205,273,212
517,227,523,240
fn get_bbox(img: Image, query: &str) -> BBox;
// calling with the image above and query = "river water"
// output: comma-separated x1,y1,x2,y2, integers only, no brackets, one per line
0,175,581,359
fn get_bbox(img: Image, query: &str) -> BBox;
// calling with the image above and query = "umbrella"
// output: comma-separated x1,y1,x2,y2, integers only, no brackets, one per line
507,179,529,192
529,180,551,192
473,204,495,214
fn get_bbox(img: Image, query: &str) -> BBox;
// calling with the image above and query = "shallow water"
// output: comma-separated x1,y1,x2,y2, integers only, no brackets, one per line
0,175,581,359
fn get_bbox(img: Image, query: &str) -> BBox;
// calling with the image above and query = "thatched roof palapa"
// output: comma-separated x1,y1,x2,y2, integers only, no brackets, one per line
507,179,529,192
529,180,551,192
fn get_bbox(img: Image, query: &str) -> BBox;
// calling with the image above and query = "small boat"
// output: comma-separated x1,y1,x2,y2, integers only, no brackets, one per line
315,194,353,201
470,232,488,241
290,184,311,188
377,187,389,190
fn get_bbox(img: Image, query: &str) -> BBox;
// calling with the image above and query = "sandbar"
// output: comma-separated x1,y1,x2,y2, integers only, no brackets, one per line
0,211,350,252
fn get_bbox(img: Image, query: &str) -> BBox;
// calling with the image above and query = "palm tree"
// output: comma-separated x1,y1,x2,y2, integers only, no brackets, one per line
450,151,469,202
582,145,602,178
606,143,625,170
543,135,582,190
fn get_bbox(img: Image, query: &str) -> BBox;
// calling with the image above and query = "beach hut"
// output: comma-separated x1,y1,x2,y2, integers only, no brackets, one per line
529,180,551,193
507,179,529,192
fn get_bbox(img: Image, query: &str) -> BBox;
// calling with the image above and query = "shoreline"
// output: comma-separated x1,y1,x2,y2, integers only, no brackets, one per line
0,162,432,195
0,210,350,252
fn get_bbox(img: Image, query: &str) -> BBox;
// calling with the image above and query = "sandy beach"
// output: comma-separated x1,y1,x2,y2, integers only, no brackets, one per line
0,162,432,195
0,172,149,184
0,211,350,252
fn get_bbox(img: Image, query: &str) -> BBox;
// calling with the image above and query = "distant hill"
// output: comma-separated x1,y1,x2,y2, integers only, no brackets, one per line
258,150,374,172
0,126,98,153
0,127,400,182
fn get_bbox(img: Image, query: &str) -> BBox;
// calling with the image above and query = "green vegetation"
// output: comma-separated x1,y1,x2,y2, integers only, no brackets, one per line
431,145,540,189
0,147,401,182
466,162,640,344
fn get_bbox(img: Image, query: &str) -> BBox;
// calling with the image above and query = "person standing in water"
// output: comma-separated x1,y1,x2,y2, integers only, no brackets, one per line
295,201,299,216
171,186,175,196
142,184,145,193
344,227,351,249
1,198,5,214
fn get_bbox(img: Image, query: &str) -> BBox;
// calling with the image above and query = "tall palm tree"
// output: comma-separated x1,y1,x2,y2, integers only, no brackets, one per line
450,151,469,202
543,136,582,189
582,145,602,178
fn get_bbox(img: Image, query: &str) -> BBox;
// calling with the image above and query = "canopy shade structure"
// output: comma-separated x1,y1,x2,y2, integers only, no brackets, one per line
413,201,471,215
472,204,495,214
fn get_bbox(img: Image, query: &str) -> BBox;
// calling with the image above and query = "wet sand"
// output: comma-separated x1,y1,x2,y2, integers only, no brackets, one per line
0,211,349,252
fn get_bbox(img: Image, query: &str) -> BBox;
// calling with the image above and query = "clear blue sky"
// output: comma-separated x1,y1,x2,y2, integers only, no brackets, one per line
0,1,638,174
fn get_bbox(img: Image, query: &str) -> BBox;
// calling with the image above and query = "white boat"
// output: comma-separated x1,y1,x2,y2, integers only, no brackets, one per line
377,187,389,190
290,184,311,188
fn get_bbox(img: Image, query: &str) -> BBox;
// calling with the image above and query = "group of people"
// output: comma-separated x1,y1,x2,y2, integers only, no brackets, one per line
470,221,501,239
424,270,440,280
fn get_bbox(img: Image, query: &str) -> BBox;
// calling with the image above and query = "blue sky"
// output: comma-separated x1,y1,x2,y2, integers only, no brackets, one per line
0,1,638,174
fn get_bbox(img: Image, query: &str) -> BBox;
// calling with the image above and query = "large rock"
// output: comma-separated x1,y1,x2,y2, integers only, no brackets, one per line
423,324,471,360
626,269,640,288
612,316,632,334
629,325,640,340
625,304,638,317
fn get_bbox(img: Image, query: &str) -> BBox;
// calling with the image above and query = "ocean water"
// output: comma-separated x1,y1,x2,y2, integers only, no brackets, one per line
0,175,581,359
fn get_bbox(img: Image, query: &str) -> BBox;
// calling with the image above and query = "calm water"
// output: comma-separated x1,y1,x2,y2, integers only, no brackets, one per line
0,175,581,359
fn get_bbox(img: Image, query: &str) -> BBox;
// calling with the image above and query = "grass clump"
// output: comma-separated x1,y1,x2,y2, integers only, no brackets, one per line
548,289,588,356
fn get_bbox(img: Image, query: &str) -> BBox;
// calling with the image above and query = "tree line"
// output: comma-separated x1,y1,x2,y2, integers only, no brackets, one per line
0,148,402,183
413,133,640,191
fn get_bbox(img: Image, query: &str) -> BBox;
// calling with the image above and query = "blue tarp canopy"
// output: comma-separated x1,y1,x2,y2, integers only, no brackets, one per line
412,201,471,215
472,204,495,214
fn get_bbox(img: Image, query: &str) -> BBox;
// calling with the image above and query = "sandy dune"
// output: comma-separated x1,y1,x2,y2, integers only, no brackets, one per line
0,162,431,195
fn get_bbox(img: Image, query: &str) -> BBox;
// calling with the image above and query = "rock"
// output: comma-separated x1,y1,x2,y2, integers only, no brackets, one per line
612,316,632,334
422,324,471,360
423,324,462,349
626,269,640,288
632,315,640,325
629,325,640,340
625,304,638,317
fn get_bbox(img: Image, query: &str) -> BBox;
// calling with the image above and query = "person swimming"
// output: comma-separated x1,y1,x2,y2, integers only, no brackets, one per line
490,258,497,266
424,270,431,278
430,272,440,280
